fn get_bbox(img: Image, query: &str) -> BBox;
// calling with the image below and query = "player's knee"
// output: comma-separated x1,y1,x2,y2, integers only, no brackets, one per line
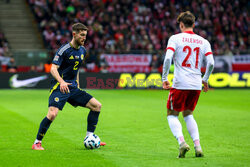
96,102,102,111
167,109,179,116
47,107,58,121
50,112,58,120
182,110,193,117
47,113,57,121
91,102,101,112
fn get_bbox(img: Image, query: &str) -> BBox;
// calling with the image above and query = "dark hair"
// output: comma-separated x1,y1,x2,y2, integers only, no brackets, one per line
177,11,195,28
72,23,88,33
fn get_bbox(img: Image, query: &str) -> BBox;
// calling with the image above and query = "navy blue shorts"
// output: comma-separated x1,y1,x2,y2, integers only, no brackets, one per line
48,87,93,110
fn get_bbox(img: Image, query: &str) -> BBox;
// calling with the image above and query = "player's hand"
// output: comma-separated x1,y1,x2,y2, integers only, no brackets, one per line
202,80,208,92
60,81,72,94
163,81,171,90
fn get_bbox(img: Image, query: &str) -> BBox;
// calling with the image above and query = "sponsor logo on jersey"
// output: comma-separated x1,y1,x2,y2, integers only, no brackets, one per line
54,97,59,102
75,56,79,59
53,55,59,61
81,54,84,60
69,55,74,59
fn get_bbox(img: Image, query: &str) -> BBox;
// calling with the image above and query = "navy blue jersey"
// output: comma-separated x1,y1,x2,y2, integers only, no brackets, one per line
51,43,86,88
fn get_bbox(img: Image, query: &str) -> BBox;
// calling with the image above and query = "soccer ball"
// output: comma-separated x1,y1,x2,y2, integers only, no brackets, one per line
84,134,101,149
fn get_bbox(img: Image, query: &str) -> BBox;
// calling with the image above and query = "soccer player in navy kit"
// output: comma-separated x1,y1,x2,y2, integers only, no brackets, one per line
32,23,106,150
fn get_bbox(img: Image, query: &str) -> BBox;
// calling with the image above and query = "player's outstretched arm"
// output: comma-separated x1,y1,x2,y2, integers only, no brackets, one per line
202,54,214,92
50,64,72,93
162,49,174,90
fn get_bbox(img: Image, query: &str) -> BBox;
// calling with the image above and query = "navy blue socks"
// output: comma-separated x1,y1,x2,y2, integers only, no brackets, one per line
36,117,52,140
87,111,100,132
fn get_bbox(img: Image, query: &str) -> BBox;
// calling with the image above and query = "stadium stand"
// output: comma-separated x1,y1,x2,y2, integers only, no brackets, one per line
27,0,249,56
0,29,13,72
0,0,43,50
0,0,47,72
0,30,10,57
0,0,248,72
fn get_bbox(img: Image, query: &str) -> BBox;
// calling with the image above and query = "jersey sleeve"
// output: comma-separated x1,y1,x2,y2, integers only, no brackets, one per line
202,40,214,82
204,40,213,56
165,36,176,53
162,36,175,82
162,50,174,82
52,47,65,66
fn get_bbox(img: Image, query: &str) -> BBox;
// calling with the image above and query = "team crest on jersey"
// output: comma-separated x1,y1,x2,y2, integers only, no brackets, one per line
69,55,74,59
81,54,84,60
75,56,79,59
54,97,59,102
53,56,59,61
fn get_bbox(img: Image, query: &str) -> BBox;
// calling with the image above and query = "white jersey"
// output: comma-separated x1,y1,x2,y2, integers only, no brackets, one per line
162,31,214,90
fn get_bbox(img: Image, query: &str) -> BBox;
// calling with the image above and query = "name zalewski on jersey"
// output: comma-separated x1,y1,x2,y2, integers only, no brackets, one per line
9,74,48,88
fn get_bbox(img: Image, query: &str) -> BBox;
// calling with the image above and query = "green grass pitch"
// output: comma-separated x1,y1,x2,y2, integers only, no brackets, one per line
0,89,249,167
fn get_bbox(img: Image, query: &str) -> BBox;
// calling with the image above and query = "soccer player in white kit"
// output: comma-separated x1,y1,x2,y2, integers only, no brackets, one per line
162,11,214,158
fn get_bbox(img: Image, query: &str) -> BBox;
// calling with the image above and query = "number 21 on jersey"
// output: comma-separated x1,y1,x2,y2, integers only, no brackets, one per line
182,46,200,69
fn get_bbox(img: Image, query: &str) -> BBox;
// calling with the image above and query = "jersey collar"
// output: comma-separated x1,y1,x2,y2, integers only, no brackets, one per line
69,42,80,49
183,31,195,34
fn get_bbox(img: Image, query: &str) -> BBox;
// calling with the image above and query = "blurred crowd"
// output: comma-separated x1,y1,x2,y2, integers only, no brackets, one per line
0,30,17,72
27,0,249,57
1,0,247,73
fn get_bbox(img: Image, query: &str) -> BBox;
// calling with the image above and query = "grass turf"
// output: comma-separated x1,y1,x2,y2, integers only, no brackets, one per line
0,89,249,167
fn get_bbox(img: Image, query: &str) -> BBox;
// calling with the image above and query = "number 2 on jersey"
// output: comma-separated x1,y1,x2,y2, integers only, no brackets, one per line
182,46,200,69
73,61,79,70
